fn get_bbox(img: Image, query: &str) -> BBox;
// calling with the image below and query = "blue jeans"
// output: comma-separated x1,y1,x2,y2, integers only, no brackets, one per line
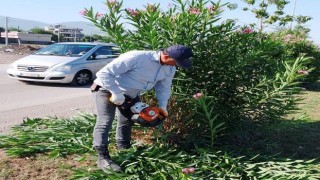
93,90,139,148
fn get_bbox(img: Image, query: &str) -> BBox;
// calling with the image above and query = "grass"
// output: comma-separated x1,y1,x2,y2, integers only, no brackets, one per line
217,84,320,160
1,84,320,179
294,83,320,120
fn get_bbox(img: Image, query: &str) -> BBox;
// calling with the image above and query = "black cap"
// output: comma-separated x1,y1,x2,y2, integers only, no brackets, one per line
166,45,193,68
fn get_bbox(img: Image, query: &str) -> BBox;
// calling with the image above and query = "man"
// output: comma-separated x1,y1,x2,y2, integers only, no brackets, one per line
91,44,193,172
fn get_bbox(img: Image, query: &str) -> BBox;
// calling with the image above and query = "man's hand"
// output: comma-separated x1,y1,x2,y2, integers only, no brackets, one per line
110,93,125,105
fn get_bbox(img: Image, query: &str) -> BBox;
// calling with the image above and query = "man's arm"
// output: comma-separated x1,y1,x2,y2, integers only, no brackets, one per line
154,70,175,110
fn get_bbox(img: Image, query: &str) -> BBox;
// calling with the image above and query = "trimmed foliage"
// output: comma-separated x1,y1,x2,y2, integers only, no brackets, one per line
0,114,319,179
0,114,95,157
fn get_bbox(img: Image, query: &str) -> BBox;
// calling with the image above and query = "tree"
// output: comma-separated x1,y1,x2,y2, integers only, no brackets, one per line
30,27,52,34
8,27,23,32
81,34,111,42
29,27,58,42
242,0,312,32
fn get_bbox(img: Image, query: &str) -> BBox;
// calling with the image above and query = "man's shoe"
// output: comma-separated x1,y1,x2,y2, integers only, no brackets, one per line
116,141,131,151
117,144,131,151
97,157,122,172
95,146,122,172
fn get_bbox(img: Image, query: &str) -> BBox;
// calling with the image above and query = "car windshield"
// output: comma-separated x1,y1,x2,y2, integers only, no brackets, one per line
34,44,96,56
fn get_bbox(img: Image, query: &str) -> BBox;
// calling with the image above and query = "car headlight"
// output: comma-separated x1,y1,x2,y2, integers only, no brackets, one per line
50,65,72,72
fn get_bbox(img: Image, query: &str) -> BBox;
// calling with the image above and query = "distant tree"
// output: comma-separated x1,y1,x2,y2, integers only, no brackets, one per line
8,27,23,32
30,27,51,34
241,0,312,32
58,34,65,42
81,34,112,42
82,35,92,42
51,34,59,42
30,27,58,42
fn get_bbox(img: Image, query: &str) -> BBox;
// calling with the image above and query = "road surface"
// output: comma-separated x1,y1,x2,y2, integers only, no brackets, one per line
0,64,96,135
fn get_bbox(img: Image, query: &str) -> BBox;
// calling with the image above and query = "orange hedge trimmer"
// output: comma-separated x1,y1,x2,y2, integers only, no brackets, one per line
118,97,168,127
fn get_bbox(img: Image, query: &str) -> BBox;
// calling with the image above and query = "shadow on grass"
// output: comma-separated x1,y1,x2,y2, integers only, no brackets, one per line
302,81,320,92
218,119,320,160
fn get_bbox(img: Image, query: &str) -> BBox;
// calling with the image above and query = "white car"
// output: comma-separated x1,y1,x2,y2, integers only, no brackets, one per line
7,42,120,86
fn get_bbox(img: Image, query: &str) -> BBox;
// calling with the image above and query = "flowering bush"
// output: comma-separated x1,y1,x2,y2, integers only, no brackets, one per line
83,0,310,147
271,29,320,83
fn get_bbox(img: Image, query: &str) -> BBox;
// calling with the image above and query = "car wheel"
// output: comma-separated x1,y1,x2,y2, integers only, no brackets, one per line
71,70,92,86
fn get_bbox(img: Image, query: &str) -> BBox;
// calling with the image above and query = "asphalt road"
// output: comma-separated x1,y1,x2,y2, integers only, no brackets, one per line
0,64,96,135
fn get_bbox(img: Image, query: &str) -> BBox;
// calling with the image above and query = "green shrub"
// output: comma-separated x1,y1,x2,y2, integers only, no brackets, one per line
271,29,320,83
166,29,311,147
83,0,310,147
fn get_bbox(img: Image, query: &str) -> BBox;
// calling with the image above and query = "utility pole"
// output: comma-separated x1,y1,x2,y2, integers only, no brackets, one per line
58,28,60,42
5,17,9,46
290,0,297,30
74,29,77,42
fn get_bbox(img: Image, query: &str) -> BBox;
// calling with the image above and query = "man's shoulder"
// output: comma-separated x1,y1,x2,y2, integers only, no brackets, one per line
125,50,156,56
121,50,157,62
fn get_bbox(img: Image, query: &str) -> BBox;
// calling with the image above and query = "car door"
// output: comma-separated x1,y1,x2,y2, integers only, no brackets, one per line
86,46,120,77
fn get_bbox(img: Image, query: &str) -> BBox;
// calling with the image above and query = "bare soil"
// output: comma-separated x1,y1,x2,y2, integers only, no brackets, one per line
0,149,95,180
0,44,42,64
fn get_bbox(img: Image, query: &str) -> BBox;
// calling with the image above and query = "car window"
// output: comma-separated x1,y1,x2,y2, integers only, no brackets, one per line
65,45,95,56
89,46,120,60
77,45,96,55
34,44,95,56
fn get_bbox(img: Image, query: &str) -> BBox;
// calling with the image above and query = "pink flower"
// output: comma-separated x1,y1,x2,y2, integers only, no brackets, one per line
297,70,309,75
189,8,201,15
188,167,195,173
284,34,293,42
147,4,155,11
182,167,196,174
193,93,203,100
207,5,215,13
79,10,88,16
95,12,103,18
126,8,139,17
282,34,305,44
107,0,119,8
182,168,188,173
242,27,253,34
286,34,293,38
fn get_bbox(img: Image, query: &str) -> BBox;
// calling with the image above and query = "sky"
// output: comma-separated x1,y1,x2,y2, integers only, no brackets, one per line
0,0,318,43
